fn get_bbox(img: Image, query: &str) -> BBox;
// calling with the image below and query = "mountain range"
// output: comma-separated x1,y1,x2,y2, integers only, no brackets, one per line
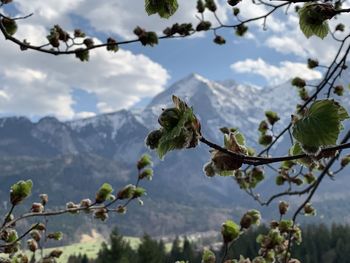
0,73,349,241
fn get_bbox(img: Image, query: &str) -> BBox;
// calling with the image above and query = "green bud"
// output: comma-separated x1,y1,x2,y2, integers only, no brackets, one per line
291,77,306,88
133,187,146,198
117,205,127,214
341,155,350,167
303,172,316,184
292,177,304,186
221,219,240,243
158,108,181,130
2,18,17,36
265,111,280,125
117,184,136,200
95,183,113,203
196,21,211,31
298,87,309,101
235,24,248,36
334,85,344,96
31,203,44,213
258,134,273,146
80,198,92,209
83,38,94,48
240,214,253,229
50,249,63,258
279,201,289,215
258,120,269,133
304,202,316,216
27,239,38,252
233,7,240,16
107,37,118,52
47,232,63,241
146,129,163,149
307,58,319,69
94,208,108,221
66,202,79,214
275,175,286,186
30,230,41,242
202,249,216,263
139,168,153,180
205,0,217,12
203,162,216,177
197,0,205,13
40,194,48,206
137,154,152,170
10,180,33,206
335,23,345,32
74,29,86,38
214,35,226,45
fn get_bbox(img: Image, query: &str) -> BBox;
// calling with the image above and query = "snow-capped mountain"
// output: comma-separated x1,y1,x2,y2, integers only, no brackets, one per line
0,73,349,237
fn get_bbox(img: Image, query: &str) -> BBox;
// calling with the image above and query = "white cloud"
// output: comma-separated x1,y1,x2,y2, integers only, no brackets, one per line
231,58,322,85
77,0,229,38
0,28,169,120
75,111,96,119
264,13,347,63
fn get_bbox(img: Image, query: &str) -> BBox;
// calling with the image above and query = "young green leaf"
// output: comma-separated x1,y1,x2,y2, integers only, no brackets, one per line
145,0,179,18
10,180,33,205
292,100,349,148
95,183,113,203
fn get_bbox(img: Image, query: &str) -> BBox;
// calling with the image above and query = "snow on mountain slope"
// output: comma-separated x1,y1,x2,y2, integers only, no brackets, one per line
142,73,300,144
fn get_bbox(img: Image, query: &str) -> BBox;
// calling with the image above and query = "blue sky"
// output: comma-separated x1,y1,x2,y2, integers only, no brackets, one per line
0,0,345,120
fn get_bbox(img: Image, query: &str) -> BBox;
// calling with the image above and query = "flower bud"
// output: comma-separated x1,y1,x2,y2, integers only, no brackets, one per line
31,203,44,213
30,230,41,242
279,201,289,215
94,208,108,221
40,194,48,206
27,239,38,252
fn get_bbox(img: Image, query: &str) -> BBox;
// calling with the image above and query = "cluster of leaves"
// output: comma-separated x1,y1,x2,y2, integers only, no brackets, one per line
145,95,201,159
258,111,280,147
204,129,249,177
291,77,310,102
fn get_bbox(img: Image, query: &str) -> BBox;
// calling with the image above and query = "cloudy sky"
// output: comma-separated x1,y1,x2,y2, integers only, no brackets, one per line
0,0,348,120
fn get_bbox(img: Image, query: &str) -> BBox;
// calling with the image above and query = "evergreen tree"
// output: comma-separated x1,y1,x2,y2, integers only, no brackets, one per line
169,236,182,262
137,234,166,263
96,228,134,263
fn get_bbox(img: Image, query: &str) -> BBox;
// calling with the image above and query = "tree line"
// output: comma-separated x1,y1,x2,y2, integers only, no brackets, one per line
68,224,350,263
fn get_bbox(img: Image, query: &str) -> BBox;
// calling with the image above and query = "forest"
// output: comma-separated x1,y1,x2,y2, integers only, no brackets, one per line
68,224,350,263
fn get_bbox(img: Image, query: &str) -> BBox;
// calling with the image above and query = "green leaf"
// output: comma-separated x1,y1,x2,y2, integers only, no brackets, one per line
95,183,113,203
299,4,329,39
75,48,89,62
10,180,33,205
292,100,349,147
145,0,179,18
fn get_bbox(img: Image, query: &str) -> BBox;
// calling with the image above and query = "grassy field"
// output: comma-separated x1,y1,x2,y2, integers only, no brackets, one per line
42,236,141,262
0,236,141,262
